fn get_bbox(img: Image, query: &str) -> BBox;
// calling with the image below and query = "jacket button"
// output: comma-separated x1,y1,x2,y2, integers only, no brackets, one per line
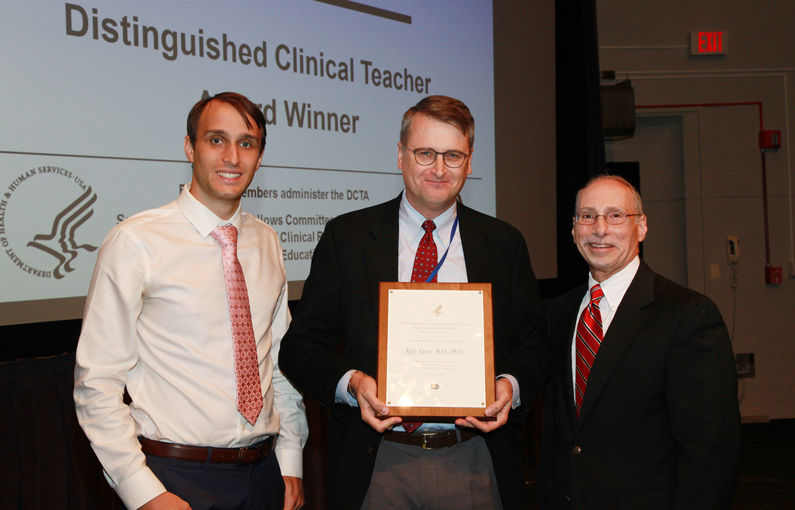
565,496,571,503
572,446,582,455
367,444,375,455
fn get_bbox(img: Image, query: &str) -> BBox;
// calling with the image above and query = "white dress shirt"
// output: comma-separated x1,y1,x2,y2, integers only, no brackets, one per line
74,185,307,510
335,193,520,430
396,192,467,283
570,255,641,399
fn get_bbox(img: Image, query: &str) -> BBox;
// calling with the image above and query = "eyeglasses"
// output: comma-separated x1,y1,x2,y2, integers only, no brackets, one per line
573,210,642,225
401,145,471,168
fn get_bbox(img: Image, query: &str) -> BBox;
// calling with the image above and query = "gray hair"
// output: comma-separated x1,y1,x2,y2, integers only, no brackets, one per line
575,174,644,217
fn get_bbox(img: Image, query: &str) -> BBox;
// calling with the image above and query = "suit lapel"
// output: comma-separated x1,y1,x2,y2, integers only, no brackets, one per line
364,195,401,309
559,288,584,429
457,203,490,282
575,261,655,429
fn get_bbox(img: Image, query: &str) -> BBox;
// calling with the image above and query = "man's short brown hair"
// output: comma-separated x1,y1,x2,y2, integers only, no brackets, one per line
400,95,475,149
186,92,267,154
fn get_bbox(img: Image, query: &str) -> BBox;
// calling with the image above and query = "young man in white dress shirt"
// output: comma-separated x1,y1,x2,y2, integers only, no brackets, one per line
74,92,307,510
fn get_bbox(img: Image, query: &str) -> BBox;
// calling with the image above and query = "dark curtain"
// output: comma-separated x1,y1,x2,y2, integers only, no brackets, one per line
299,398,330,510
555,0,606,295
0,354,124,510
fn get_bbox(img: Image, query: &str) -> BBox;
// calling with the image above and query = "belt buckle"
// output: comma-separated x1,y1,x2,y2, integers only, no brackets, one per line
238,442,261,464
421,432,441,450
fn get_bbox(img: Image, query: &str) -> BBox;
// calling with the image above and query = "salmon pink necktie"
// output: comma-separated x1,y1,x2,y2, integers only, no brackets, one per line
575,284,604,418
211,224,263,426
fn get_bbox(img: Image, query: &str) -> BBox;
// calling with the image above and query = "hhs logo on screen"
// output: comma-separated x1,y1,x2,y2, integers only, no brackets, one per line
1,166,98,280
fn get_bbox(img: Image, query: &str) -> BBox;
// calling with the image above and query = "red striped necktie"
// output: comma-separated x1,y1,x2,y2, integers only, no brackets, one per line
575,284,605,417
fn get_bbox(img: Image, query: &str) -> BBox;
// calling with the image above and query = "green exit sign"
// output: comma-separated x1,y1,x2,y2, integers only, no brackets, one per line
690,31,728,55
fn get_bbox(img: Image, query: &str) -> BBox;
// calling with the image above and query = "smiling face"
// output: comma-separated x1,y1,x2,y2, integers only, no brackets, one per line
184,100,264,219
572,179,648,282
397,113,472,219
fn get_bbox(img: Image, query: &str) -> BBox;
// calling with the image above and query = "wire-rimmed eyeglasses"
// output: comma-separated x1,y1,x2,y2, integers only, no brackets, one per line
573,210,642,225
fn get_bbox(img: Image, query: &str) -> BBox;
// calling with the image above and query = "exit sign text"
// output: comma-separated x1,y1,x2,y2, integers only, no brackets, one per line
690,31,728,55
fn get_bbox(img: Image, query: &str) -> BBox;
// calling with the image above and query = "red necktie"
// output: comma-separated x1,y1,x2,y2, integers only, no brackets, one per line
575,284,604,417
403,220,438,434
211,225,263,426
411,220,439,284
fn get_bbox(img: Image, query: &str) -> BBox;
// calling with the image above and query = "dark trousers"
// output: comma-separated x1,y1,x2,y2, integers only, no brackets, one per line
145,451,285,510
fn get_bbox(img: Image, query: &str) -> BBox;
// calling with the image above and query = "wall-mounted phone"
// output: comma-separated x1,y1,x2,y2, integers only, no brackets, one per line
727,236,740,264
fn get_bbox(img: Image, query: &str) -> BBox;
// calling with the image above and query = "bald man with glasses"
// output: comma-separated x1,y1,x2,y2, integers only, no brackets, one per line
539,175,740,509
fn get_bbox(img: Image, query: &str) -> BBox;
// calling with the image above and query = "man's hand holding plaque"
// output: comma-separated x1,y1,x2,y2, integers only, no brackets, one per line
455,377,513,432
349,370,403,432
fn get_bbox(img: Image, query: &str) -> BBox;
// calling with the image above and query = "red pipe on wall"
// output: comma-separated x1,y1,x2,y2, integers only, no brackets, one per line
634,102,771,267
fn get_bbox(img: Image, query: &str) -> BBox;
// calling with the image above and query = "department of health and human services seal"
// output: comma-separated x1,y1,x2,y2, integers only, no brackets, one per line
1,166,98,280
428,302,443,316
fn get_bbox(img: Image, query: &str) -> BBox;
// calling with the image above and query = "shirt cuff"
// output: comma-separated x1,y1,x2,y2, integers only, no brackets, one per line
275,444,304,478
113,466,167,510
335,369,359,407
497,374,521,409
334,370,359,407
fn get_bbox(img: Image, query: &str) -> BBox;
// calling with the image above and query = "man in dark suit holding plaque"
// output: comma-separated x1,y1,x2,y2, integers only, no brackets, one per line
279,95,547,509
540,175,740,509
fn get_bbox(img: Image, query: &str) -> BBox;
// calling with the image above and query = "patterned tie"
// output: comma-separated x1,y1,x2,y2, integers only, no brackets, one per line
403,220,439,434
575,284,605,418
210,224,263,426
411,220,438,283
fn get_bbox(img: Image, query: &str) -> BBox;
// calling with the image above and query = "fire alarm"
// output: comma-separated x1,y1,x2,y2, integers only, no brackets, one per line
765,266,783,285
759,130,781,150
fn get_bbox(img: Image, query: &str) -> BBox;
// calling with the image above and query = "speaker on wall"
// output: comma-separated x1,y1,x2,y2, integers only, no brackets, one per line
601,80,636,139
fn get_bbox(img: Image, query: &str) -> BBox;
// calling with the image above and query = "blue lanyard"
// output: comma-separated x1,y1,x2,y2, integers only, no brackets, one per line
425,215,459,282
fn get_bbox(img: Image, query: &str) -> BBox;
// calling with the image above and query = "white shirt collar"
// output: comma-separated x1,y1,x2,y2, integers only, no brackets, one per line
176,183,243,238
399,191,457,249
587,255,640,312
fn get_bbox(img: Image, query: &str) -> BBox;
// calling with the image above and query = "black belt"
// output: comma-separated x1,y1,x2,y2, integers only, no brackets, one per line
383,428,479,450
139,437,272,464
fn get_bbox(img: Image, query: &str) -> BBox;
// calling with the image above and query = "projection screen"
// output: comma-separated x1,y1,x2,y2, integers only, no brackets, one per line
0,0,496,325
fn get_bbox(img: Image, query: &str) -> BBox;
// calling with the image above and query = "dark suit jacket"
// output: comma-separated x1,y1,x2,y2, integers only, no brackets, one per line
540,260,740,510
280,194,547,509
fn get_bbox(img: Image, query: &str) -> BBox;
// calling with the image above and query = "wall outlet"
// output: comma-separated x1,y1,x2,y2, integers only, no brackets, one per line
735,353,755,378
